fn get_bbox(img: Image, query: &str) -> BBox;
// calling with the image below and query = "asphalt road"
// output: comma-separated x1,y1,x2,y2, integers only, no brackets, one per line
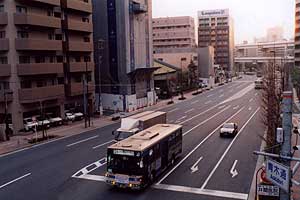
0,75,264,200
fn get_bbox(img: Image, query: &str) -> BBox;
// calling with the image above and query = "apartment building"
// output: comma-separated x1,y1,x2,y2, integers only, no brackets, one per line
296,0,300,68
198,9,234,72
152,16,196,52
93,0,156,112
0,0,94,133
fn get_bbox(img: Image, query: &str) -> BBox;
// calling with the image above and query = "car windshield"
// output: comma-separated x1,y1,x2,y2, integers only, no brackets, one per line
223,124,234,129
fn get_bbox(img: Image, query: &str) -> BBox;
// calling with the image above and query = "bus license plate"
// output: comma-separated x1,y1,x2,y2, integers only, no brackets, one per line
116,175,129,184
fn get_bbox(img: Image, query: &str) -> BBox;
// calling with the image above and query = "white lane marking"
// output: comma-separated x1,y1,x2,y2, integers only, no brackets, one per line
201,107,260,189
92,140,114,149
169,108,179,113
249,98,253,102
180,104,221,125
190,156,203,173
77,174,106,182
233,105,240,110
230,160,239,178
219,94,224,98
72,157,107,178
220,84,254,104
249,107,252,111
175,115,187,123
191,100,199,105
207,94,214,98
185,109,194,114
156,107,244,184
218,105,226,109
153,184,248,200
255,93,258,96
0,173,31,189
183,106,231,137
66,135,99,147
205,100,212,105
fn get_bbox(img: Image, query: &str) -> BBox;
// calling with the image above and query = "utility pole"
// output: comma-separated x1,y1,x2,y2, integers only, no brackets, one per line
85,61,90,127
281,91,293,200
83,70,87,128
179,57,187,100
97,39,104,116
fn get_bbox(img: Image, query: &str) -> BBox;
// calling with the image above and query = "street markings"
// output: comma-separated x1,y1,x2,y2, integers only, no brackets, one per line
0,173,31,189
219,94,224,98
66,135,99,147
72,157,107,181
205,100,212,105
180,104,221,124
185,109,195,114
249,107,252,111
207,94,214,98
169,108,179,113
92,140,114,149
220,84,254,105
255,93,258,96
156,107,244,184
183,106,231,136
190,156,203,173
200,107,260,189
233,105,240,110
249,98,253,102
191,100,199,105
175,115,187,123
218,105,226,109
230,160,239,178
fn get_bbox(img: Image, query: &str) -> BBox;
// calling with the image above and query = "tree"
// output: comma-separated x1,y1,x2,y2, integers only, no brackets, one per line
187,60,198,89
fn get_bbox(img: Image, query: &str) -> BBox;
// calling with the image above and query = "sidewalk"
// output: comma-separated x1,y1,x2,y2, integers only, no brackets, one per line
0,86,207,156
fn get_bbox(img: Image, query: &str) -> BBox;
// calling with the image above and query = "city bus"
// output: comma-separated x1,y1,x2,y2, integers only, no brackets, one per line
105,124,183,189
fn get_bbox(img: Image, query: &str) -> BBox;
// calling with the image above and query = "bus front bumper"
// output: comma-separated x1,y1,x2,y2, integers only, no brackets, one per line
106,173,143,190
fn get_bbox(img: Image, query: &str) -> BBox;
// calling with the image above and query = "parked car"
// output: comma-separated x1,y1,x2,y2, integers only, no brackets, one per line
23,118,38,132
65,111,75,122
220,123,238,137
34,116,51,129
74,112,84,121
46,113,63,126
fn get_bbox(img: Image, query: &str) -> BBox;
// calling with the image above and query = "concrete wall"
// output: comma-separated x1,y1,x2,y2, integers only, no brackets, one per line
198,46,215,78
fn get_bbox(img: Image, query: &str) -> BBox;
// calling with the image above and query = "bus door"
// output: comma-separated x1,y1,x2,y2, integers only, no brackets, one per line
161,139,169,169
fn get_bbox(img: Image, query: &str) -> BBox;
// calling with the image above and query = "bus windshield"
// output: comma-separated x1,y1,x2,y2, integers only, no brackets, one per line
107,150,144,175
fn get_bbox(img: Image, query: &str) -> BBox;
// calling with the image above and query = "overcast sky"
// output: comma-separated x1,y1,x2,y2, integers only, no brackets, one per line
152,0,295,44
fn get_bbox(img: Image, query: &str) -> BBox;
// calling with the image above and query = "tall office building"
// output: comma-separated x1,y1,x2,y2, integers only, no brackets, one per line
152,16,196,51
93,0,156,112
295,0,300,68
198,9,234,72
0,0,94,133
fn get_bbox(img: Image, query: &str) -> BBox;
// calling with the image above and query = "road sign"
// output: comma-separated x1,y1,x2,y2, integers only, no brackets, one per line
266,159,290,192
257,184,280,197
276,128,283,144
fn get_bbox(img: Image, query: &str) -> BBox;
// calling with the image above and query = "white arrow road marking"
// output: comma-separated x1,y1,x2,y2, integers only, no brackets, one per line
72,157,107,178
233,105,240,110
0,173,31,189
230,160,239,178
190,157,203,173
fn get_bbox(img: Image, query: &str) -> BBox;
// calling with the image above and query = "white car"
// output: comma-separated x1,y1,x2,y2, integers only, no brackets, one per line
23,118,38,132
65,112,75,121
74,112,84,121
220,123,238,137
35,116,51,129
47,114,63,126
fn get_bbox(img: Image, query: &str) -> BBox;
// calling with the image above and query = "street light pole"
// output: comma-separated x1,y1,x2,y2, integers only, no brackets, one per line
179,58,186,100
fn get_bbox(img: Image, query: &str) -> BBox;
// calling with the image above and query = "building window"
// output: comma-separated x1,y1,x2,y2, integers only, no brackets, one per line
35,56,45,63
55,34,62,40
83,37,90,42
0,31,5,38
0,5,4,12
84,56,91,62
57,56,63,63
75,56,81,62
16,6,27,13
48,33,54,40
19,56,30,64
36,80,47,88
47,10,53,16
21,80,31,89
0,56,7,64
74,76,82,83
49,56,55,63
82,17,89,23
17,31,29,38
58,77,64,85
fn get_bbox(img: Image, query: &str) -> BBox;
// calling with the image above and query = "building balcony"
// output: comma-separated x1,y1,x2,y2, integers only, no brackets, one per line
63,19,93,32
0,64,11,77
19,85,64,103
15,39,62,51
0,90,13,103
0,12,8,25
22,0,60,6
65,41,93,52
17,63,64,76
14,13,61,29
66,82,95,96
61,0,92,13
0,39,9,51
69,62,94,73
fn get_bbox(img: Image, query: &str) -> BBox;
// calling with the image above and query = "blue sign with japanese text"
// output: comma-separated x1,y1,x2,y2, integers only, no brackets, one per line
266,159,290,192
